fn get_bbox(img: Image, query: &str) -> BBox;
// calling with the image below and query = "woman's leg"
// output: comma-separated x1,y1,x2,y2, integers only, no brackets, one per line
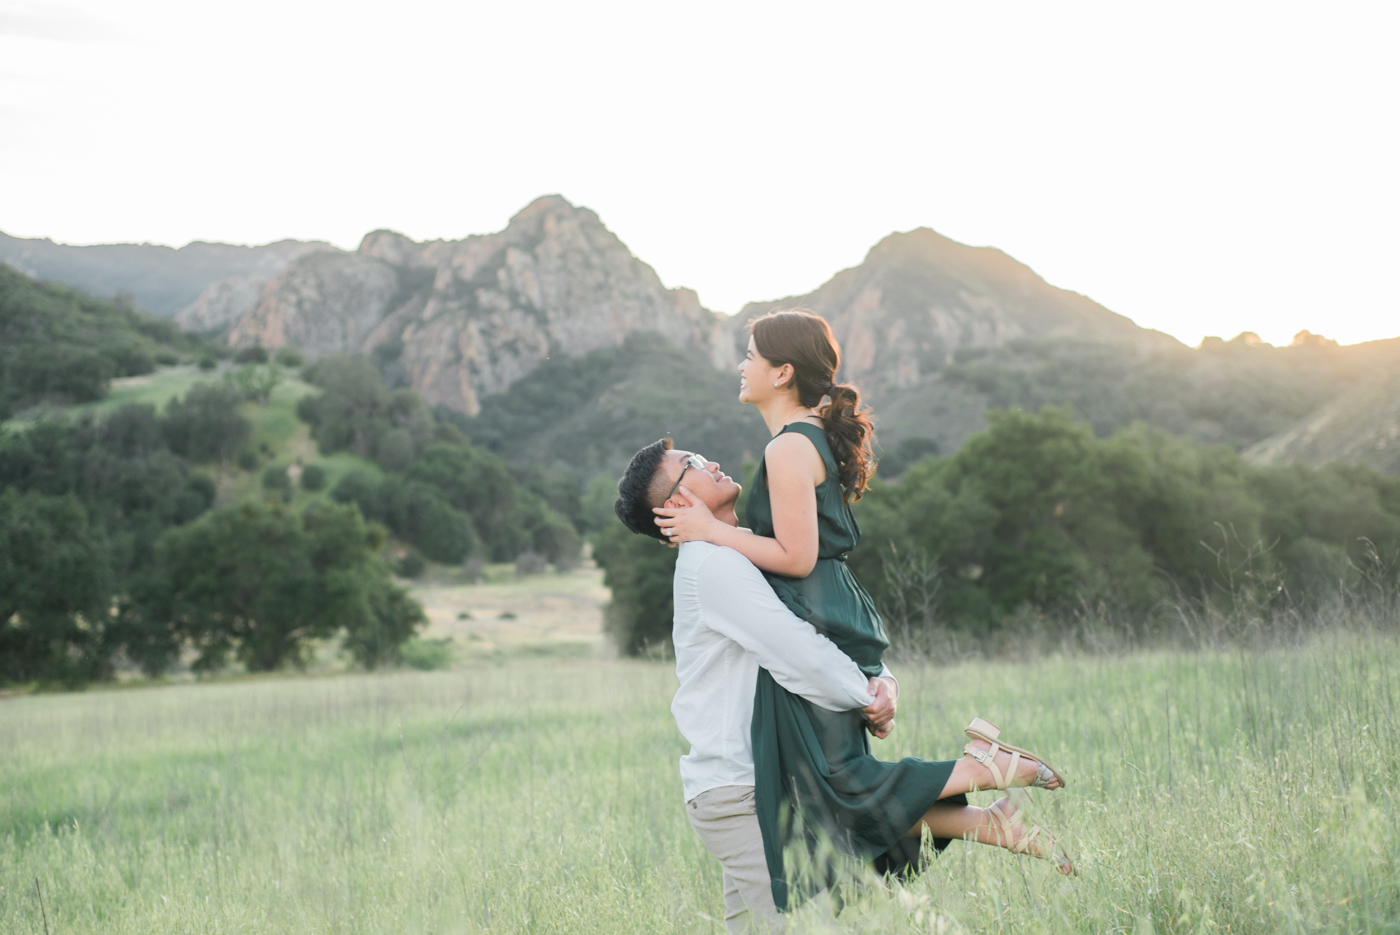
937,739,1062,798
905,800,1002,845
905,797,1073,873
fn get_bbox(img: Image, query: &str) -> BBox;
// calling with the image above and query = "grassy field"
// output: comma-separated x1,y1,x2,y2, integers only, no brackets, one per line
2,630,1396,934
411,563,611,663
3,365,232,428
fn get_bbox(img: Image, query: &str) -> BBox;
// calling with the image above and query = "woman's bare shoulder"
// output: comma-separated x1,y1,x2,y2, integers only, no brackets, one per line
765,430,817,455
764,429,825,477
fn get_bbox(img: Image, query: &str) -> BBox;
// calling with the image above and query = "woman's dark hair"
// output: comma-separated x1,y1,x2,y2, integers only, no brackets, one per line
750,310,876,501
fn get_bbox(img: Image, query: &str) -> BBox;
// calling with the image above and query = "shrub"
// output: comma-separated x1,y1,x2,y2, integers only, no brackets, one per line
110,345,155,377
237,450,259,471
397,553,426,578
231,364,281,405
300,463,326,491
155,350,180,367
273,348,305,368
515,551,548,576
399,636,453,671
530,510,582,569
262,465,291,500
198,355,217,371
376,427,416,472
234,346,269,364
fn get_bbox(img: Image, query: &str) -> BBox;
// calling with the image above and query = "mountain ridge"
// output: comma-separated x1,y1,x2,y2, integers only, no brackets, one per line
0,231,337,320
11,197,1399,474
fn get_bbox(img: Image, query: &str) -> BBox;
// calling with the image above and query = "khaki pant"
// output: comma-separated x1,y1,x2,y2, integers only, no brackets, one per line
687,785,836,935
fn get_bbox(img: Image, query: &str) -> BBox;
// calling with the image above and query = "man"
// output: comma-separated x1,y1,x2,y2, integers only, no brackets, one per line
614,438,898,934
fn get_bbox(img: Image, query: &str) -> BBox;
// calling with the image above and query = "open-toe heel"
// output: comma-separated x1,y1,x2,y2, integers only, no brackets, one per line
963,716,1066,790
987,794,1075,876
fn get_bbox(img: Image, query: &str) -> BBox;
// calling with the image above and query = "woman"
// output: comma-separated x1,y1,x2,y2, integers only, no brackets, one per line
655,311,1072,910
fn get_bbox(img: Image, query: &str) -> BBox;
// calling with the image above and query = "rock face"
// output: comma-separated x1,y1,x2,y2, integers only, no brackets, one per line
226,253,400,353
227,196,728,414
173,274,266,333
731,228,1180,399
0,231,336,318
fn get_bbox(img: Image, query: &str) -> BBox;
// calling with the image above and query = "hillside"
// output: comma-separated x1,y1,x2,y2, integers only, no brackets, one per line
869,332,1400,464
0,230,335,320
225,196,730,415
0,262,207,419
1245,360,1400,475
457,332,769,485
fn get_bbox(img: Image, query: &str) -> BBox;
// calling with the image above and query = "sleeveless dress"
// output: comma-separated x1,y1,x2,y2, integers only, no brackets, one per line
746,422,965,910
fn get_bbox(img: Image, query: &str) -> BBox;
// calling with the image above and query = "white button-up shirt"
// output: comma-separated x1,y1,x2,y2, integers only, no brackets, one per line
671,540,884,803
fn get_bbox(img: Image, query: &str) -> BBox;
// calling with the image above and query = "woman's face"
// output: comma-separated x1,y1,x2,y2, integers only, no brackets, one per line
738,335,790,405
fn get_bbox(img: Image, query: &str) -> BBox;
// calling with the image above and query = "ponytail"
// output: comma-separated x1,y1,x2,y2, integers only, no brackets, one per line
821,382,875,502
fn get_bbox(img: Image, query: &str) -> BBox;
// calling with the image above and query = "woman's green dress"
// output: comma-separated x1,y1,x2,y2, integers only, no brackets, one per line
746,422,964,910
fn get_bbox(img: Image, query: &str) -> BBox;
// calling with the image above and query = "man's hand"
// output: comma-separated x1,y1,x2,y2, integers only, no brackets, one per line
862,676,898,739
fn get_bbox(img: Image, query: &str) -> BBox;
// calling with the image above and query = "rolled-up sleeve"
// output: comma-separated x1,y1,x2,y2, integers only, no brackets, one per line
696,547,873,712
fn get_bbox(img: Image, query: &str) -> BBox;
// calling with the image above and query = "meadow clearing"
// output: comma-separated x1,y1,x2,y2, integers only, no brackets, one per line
3,601,1397,935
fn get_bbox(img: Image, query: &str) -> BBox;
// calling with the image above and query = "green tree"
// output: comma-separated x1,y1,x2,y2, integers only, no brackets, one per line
298,355,432,458
0,490,113,685
593,518,677,656
332,470,477,563
406,442,522,558
0,408,216,580
232,363,282,405
853,408,1400,637
162,382,250,464
137,501,422,672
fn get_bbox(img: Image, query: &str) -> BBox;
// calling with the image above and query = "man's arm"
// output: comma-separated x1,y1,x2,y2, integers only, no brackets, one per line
696,547,873,712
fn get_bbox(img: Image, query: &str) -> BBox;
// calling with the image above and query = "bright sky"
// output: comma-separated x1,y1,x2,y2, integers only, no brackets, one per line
2,1,1397,347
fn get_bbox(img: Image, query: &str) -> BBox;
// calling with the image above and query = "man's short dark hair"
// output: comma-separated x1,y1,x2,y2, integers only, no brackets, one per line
614,438,674,540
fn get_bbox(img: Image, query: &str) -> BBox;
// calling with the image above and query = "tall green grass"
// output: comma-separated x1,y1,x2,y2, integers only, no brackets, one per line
2,632,1396,933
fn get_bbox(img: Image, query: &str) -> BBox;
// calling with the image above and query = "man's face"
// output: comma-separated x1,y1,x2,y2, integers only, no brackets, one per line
658,449,741,513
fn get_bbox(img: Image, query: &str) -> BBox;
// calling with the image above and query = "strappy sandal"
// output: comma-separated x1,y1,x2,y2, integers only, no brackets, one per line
986,794,1075,876
962,716,1066,790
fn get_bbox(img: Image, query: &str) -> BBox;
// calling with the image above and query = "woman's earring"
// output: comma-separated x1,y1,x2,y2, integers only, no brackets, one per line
774,382,780,387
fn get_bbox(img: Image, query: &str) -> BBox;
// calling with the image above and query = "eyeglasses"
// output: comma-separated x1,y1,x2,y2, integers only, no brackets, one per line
664,453,708,503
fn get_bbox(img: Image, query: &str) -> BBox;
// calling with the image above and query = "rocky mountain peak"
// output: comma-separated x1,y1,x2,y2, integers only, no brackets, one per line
735,226,1179,399
226,196,729,415
357,229,420,265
